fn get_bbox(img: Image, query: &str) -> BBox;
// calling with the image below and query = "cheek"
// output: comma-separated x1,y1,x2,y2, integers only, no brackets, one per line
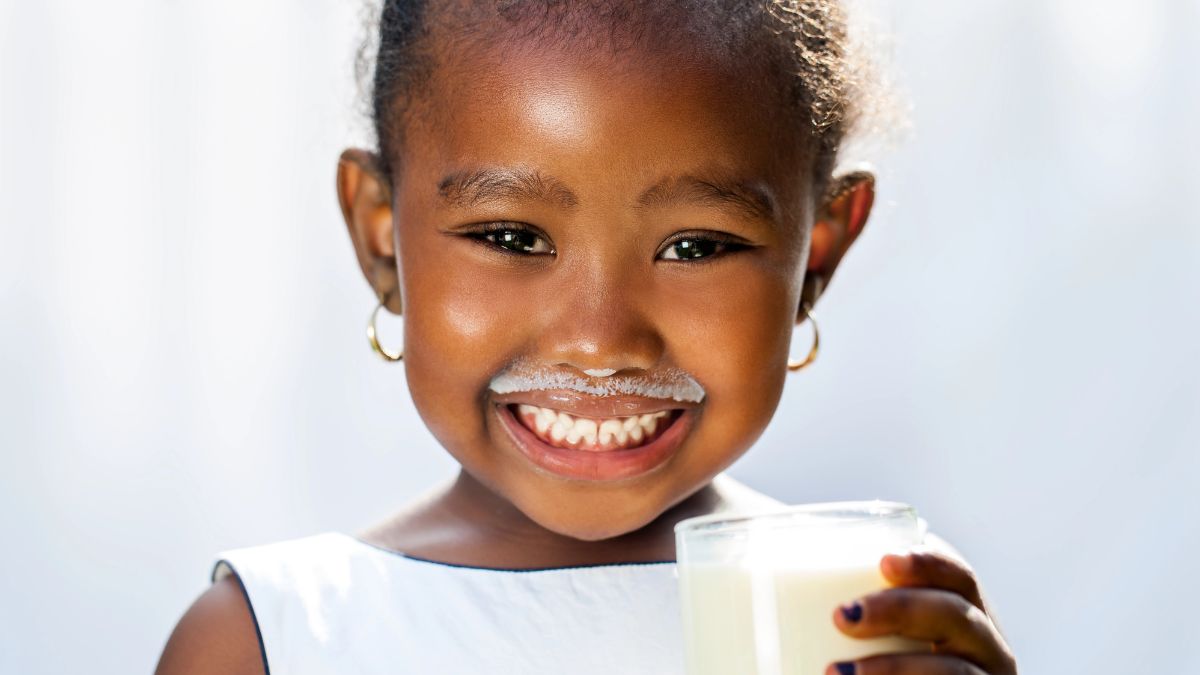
395,234,524,451
658,261,797,451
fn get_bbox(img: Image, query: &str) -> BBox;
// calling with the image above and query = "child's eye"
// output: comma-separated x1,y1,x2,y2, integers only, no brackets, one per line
657,233,748,261
468,224,554,255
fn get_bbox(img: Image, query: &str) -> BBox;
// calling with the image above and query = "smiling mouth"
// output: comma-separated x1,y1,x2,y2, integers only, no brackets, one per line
508,403,684,452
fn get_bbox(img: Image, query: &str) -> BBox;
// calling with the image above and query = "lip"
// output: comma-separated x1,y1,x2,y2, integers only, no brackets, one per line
491,389,700,418
495,400,694,483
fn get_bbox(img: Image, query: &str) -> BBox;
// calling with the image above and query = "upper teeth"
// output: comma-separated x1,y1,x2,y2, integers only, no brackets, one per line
515,404,671,448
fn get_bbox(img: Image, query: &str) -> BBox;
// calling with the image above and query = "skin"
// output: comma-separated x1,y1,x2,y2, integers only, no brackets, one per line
155,27,1016,675
342,42,859,564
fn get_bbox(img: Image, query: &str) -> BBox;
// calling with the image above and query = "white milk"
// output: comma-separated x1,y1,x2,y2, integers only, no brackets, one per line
678,561,927,675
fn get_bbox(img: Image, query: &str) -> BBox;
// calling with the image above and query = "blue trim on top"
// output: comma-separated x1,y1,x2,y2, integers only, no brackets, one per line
342,533,677,573
210,559,271,675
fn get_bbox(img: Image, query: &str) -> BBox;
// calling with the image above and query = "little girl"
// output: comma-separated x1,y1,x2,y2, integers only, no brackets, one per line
157,1,1016,673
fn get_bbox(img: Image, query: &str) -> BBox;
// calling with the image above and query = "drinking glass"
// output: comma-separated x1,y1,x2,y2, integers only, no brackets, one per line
674,501,928,675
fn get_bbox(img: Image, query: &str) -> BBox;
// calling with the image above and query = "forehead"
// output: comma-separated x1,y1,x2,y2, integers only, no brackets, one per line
397,33,814,217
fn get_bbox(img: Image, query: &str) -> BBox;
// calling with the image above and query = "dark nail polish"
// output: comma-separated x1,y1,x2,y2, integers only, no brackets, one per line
840,602,863,623
835,662,856,675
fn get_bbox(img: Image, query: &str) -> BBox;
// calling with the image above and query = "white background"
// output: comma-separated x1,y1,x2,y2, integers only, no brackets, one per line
1,1,1197,673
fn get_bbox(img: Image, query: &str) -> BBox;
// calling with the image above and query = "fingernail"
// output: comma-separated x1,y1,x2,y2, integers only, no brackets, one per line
840,601,863,623
883,552,911,575
834,662,856,675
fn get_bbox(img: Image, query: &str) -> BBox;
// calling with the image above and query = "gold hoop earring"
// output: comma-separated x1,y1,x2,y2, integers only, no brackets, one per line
787,302,819,371
367,293,403,362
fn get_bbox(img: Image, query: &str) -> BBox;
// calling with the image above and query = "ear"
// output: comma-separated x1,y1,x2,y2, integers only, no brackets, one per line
800,170,875,316
336,148,402,314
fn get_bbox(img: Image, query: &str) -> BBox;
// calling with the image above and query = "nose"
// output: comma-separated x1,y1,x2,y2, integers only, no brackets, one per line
533,260,664,376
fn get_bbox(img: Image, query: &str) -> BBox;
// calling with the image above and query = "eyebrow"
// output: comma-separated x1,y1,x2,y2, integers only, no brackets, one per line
635,174,778,224
438,167,579,209
437,166,777,224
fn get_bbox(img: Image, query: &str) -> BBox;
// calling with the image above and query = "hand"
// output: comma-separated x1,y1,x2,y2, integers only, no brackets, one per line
825,550,1018,675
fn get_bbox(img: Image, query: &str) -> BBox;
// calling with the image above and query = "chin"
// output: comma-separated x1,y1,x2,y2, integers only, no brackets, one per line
519,491,665,542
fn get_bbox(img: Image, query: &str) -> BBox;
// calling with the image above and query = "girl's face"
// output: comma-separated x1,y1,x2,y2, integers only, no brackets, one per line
339,40,872,541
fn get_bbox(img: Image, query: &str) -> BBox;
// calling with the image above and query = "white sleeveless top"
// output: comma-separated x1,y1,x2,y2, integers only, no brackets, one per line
210,532,684,674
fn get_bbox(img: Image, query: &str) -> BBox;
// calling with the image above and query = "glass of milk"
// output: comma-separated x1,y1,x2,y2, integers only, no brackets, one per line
674,501,928,675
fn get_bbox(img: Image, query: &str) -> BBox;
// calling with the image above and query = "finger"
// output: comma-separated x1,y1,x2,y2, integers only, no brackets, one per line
825,653,990,675
880,550,985,610
834,588,1015,674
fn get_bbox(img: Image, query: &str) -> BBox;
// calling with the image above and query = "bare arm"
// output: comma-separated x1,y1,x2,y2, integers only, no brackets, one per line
155,574,266,675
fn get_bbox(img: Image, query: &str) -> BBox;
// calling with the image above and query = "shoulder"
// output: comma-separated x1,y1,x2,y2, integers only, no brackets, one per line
155,574,266,675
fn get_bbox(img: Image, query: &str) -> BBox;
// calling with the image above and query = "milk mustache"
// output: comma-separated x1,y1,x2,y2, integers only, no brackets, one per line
675,502,927,675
